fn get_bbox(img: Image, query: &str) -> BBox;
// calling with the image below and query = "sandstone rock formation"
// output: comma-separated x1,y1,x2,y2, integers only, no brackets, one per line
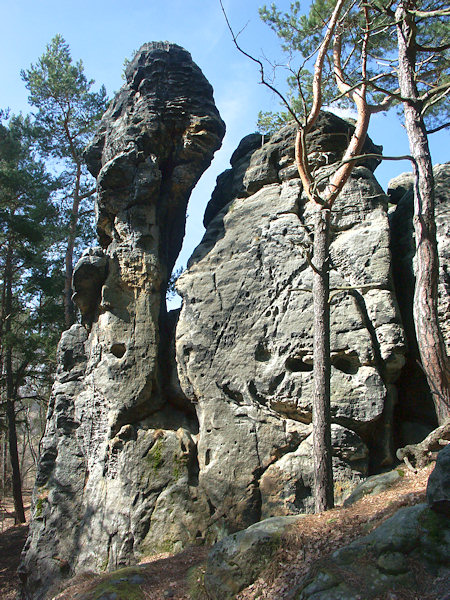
22,44,445,596
19,42,224,599
176,115,406,531
427,444,450,516
205,515,305,599
389,163,450,440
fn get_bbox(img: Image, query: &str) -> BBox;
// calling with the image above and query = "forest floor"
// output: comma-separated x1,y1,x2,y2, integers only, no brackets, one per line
0,492,31,600
0,466,441,600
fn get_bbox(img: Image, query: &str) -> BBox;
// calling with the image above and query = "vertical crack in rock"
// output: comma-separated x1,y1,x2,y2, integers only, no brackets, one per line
19,42,224,600
389,163,449,443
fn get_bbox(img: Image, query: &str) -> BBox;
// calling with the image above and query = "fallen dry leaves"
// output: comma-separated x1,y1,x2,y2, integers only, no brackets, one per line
0,465,438,600
236,465,436,600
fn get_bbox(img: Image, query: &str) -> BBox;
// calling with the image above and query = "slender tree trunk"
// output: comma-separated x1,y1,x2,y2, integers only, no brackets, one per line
396,2,450,424
4,244,26,523
64,163,82,328
1,433,8,495
312,207,334,512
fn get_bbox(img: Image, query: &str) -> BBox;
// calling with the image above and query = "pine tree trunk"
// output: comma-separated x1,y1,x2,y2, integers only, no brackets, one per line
1,433,8,495
4,245,26,523
312,207,334,512
64,164,82,329
396,2,450,424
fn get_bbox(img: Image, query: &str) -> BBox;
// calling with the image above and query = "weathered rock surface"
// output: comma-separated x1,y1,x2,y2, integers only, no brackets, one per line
427,444,450,516
294,504,450,599
343,468,404,507
389,163,450,437
176,115,406,532
19,42,224,599
205,515,305,600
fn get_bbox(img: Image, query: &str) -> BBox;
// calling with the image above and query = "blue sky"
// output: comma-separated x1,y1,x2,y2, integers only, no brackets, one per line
1,0,448,299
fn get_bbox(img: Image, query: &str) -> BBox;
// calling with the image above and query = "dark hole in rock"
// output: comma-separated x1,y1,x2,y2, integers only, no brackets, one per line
62,349,74,371
285,357,313,372
255,341,271,362
205,449,211,466
110,343,126,358
332,353,359,374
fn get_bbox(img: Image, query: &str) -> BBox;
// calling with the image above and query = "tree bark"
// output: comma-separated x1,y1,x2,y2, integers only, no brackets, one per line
64,163,82,329
312,207,334,512
4,244,26,523
396,1,450,425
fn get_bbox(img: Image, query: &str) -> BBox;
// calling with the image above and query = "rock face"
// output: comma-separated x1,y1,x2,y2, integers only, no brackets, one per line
427,445,450,516
176,115,406,532
389,163,450,438
19,42,224,599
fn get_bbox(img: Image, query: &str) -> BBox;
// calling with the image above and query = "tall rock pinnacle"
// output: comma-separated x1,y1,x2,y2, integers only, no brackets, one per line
19,42,225,599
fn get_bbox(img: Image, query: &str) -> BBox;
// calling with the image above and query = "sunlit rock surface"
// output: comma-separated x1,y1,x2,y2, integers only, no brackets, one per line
176,116,406,531
19,42,224,599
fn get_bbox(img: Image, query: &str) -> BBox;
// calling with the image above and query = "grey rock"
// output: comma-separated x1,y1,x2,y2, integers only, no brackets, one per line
72,247,108,327
177,116,406,530
260,425,369,517
427,444,450,516
343,469,403,507
205,515,305,600
295,504,450,599
204,113,382,228
19,42,224,600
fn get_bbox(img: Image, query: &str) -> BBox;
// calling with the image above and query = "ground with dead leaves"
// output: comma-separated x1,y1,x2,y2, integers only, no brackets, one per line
0,465,444,599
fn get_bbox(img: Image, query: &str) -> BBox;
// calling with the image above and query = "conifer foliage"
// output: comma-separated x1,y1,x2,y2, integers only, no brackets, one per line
0,113,62,521
21,35,108,327
1,36,107,521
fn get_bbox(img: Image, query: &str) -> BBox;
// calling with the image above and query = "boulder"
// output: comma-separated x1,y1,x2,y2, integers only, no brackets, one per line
19,42,224,600
205,515,304,600
427,444,450,516
343,469,403,507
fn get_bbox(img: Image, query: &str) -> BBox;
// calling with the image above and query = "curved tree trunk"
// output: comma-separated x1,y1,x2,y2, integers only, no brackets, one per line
396,2,450,425
312,207,334,512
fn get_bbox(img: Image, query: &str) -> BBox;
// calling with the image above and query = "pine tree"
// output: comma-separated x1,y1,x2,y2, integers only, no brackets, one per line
259,0,450,424
0,113,62,521
21,35,108,328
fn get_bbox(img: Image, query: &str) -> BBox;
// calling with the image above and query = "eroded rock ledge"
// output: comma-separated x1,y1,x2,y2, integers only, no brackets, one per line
19,42,224,600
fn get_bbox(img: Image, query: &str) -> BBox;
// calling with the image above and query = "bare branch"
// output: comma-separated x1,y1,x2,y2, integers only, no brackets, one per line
409,8,450,18
419,81,450,106
416,42,450,52
426,122,450,135
219,0,301,127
